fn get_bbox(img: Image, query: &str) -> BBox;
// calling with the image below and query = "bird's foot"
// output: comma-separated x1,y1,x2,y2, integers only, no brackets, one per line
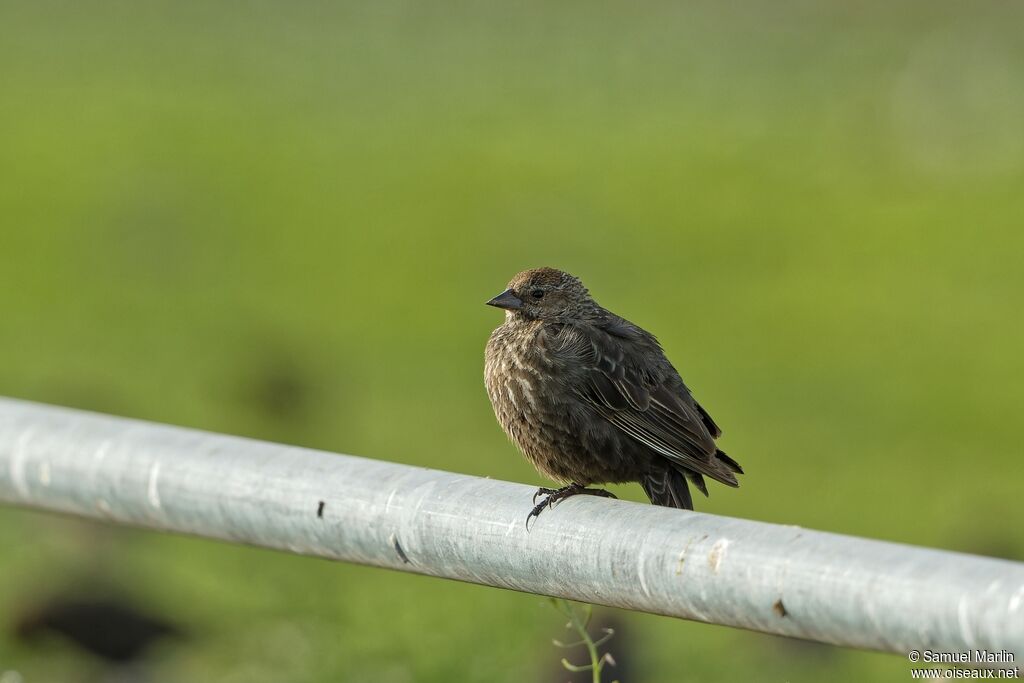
526,484,617,530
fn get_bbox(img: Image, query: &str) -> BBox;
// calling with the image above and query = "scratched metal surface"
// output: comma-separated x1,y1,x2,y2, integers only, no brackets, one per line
1,397,1022,654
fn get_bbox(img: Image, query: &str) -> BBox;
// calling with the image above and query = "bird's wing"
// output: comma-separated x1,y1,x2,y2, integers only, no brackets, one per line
549,320,736,487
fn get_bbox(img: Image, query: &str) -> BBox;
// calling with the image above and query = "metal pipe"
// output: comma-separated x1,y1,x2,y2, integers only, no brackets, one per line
1,397,1021,655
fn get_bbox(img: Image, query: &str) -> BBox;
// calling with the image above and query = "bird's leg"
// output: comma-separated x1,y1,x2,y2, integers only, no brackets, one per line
526,483,617,529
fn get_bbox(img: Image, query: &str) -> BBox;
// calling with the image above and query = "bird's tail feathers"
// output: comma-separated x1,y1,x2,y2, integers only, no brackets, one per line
715,449,743,478
686,471,708,497
644,448,743,509
641,467,693,510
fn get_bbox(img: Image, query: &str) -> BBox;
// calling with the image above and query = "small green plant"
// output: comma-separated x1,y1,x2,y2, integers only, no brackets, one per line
548,598,619,683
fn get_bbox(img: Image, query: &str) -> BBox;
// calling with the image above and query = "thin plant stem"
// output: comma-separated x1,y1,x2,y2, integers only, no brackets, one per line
548,598,619,683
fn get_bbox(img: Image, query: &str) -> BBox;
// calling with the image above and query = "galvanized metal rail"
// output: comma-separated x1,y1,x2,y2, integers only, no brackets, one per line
1,397,1021,655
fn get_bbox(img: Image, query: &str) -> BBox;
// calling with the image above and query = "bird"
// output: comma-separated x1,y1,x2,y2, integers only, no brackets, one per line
484,267,742,526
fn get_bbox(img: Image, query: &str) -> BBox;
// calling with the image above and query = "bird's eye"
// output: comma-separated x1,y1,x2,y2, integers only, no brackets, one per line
531,289,545,300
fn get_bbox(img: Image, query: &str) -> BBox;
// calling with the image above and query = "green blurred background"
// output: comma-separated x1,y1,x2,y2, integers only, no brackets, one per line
2,1,1023,681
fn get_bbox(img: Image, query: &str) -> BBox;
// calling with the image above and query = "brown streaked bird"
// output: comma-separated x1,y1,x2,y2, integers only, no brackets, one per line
484,267,742,526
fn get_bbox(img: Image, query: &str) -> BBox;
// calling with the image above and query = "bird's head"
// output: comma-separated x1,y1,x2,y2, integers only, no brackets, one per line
486,267,593,321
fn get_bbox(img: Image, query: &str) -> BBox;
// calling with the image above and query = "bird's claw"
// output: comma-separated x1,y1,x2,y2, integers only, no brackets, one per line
525,484,617,530
532,487,558,504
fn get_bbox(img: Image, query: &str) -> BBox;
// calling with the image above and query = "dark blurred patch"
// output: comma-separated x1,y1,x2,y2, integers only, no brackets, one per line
13,593,183,664
236,345,317,425
546,610,633,683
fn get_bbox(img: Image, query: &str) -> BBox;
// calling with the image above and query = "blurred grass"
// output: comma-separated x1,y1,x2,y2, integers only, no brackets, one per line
1,1,1023,681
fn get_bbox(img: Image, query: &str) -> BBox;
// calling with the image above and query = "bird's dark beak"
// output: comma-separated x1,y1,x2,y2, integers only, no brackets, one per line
486,288,523,310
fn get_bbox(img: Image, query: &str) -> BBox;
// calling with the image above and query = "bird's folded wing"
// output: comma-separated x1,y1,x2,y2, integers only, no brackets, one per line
550,322,736,487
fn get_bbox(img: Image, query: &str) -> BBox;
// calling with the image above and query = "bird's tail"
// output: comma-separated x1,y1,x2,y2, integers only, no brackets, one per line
715,449,744,477
642,450,743,510
641,467,693,510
